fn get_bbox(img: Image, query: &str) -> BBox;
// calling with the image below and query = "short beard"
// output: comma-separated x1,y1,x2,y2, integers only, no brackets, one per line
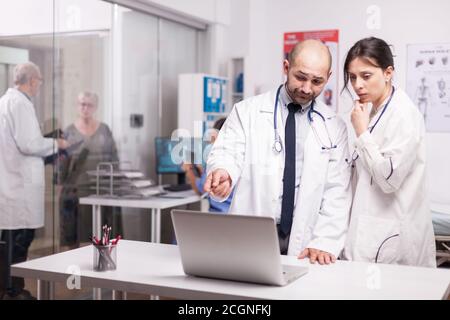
285,82,314,105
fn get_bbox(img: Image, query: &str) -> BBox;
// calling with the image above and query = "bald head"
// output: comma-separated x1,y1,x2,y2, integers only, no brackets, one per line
283,40,332,105
288,39,332,73
13,62,41,86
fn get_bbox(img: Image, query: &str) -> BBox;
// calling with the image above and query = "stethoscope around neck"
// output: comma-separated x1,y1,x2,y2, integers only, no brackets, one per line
345,86,396,167
272,84,337,154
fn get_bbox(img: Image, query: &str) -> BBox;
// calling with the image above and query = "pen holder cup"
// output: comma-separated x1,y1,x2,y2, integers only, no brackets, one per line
93,244,117,271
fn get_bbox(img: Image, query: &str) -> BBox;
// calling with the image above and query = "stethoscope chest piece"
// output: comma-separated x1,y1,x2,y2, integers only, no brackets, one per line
273,140,282,154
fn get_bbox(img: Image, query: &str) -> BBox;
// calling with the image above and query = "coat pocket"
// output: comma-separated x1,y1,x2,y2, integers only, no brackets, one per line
355,215,401,264
30,160,45,186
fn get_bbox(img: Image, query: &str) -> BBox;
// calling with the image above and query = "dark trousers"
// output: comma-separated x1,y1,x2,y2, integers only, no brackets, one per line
0,229,35,295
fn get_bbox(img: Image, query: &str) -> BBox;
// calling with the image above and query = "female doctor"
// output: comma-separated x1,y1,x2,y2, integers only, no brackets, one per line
342,37,436,267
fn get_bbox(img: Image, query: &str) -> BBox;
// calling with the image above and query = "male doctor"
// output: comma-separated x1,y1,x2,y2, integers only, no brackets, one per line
204,40,352,264
0,62,68,299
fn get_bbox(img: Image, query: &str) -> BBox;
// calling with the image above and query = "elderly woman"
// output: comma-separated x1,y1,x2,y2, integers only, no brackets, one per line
59,91,121,248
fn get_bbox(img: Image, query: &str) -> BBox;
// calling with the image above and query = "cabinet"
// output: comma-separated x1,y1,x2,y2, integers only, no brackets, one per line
228,57,244,106
178,73,229,138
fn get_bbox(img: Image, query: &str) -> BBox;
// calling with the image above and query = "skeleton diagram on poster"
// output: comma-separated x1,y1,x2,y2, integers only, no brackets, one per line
283,30,339,112
406,43,450,132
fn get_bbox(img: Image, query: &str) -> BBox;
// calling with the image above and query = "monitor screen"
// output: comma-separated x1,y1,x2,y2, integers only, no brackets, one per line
155,137,211,175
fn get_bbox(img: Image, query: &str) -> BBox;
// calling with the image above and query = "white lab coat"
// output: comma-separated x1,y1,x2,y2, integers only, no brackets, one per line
0,88,56,229
342,88,436,267
207,89,352,257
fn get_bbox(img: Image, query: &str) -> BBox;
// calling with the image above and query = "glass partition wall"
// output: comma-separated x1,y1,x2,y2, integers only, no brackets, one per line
0,0,203,299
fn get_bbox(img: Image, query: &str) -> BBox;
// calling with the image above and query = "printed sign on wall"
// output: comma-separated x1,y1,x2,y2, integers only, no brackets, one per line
203,76,227,113
406,43,450,132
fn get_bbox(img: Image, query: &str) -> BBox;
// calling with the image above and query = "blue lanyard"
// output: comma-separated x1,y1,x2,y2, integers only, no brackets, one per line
347,86,396,167
369,86,395,133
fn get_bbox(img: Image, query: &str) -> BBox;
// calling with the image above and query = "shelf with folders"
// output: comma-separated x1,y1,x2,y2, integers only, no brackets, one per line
229,57,244,106
86,162,164,198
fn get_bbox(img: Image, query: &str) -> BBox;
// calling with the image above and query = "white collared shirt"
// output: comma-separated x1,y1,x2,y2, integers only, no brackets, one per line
275,85,311,222
368,88,394,124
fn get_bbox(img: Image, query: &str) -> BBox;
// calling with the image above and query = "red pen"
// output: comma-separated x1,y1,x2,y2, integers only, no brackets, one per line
93,236,101,245
111,235,121,245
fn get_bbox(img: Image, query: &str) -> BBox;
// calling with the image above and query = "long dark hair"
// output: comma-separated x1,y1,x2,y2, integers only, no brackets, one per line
342,37,395,95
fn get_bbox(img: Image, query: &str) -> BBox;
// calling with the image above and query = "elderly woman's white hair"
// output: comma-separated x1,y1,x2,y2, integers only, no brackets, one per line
13,62,41,86
77,91,99,106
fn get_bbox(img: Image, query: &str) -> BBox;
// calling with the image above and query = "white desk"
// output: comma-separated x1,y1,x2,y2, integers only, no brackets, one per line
11,240,450,300
79,190,202,243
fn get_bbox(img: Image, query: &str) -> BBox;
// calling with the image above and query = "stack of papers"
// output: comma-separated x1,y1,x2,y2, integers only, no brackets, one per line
89,178,153,188
130,180,153,188
122,171,145,179
87,170,145,178
87,166,158,198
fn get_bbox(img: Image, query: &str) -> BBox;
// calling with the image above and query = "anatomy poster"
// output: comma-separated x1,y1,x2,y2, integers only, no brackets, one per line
406,43,450,132
283,30,339,112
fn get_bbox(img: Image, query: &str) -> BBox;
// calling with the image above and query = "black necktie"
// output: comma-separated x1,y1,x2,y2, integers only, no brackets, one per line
280,103,300,238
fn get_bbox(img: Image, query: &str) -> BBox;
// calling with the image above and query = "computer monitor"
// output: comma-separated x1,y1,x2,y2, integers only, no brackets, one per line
155,137,211,175
155,137,185,175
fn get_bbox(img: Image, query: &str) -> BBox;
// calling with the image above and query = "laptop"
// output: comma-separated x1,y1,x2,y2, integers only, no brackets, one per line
171,210,308,286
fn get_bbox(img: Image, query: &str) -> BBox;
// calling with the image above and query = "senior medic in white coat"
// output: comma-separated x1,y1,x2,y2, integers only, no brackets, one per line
0,62,68,299
204,40,352,264
341,37,436,267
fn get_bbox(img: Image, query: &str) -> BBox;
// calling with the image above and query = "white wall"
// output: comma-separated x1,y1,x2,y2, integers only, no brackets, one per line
143,0,230,24
0,0,111,36
133,1,231,77
234,0,450,102
226,0,450,205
